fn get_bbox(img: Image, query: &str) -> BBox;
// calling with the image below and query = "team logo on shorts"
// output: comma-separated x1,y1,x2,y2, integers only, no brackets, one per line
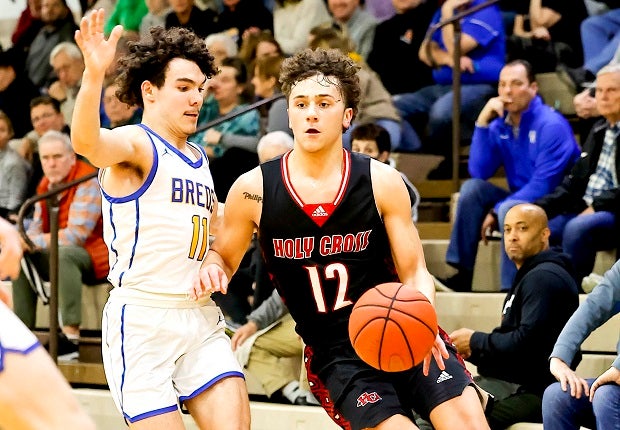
356,391,382,407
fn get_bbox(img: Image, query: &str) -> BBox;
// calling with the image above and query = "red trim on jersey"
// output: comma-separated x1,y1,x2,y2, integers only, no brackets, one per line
281,149,351,227
304,345,352,430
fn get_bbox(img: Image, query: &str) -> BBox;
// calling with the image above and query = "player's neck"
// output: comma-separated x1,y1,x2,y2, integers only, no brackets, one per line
141,116,188,149
290,145,344,179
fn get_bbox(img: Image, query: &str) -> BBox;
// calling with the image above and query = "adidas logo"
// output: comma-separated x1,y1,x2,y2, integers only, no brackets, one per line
312,205,328,217
436,371,453,384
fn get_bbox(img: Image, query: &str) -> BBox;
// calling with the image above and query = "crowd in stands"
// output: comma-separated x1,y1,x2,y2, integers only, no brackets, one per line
0,0,619,423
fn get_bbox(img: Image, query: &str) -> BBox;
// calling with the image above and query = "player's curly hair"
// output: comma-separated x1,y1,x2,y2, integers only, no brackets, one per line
279,48,360,121
115,27,217,108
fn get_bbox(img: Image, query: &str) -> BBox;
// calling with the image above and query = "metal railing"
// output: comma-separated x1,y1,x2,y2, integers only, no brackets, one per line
14,93,283,363
423,0,500,193
16,171,98,363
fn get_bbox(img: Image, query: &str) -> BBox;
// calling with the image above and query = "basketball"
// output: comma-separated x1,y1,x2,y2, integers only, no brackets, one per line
348,282,438,372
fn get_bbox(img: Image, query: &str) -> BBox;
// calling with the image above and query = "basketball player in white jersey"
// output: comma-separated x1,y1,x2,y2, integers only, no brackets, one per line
0,217,96,430
71,10,250,429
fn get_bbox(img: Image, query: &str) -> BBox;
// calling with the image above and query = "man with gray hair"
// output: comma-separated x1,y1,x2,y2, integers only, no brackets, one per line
11,130,108,360
536,63,620,288
257,130,294,163
48,42,85,126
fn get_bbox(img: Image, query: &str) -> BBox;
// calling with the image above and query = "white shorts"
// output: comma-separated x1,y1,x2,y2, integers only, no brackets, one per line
0,301,40,372
102,299,244,422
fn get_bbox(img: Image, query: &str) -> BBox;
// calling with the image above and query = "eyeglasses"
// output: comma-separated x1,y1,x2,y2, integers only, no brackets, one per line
31,112,57,123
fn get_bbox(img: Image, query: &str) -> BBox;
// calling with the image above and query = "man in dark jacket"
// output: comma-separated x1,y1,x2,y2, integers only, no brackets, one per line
450,203,580,429
535,64,620,288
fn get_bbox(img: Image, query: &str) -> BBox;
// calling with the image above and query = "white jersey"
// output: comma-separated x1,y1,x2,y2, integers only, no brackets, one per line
0,301,40,372
101,124,216,304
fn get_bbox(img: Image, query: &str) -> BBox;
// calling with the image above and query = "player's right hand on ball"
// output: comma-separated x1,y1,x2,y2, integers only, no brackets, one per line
423,333,450,376
189,264,229,300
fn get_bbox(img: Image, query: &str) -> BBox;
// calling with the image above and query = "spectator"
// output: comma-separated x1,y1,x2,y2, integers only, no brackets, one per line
507,0,588,74
103,0,148,39
165,0,220,39
0,112,30,223
442,60,580,292
230,290,318,405
542,258,620,430
326,0,378,60
0,48,39,139
351,122,420,223
450,203,580,429
13,96,70,200
237,29,283,74
139,0,170,39
364,0,396,21
217,0,273,46
24,0,78,90
101,80,142,129
393,0,505,177
308,26,404,151
535,64,620,289
217,54,290,158
47,42,85,126
192,56,260,199
11,131,108,359
256,130,293,163
205,31,239,68
558,7,620,90
272,0,330,56
367,0,436,96
10,0,44,55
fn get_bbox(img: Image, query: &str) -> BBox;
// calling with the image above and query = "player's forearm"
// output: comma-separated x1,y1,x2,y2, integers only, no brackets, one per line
71,71,105,159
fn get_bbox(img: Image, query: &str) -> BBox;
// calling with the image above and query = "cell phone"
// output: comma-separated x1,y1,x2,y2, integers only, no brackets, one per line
589,87,595,97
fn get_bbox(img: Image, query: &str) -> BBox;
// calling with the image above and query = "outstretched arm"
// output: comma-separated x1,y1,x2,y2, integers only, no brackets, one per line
189,168,262,299
72,9,142,168
372,160,448,375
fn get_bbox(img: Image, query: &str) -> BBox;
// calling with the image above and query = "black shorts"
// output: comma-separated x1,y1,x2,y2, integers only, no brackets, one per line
305,328,474,430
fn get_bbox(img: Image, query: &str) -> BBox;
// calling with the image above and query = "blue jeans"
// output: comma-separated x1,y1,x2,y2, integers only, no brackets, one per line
548,211,617,284
543,380,620,430
446,178,526,291
581,9,620,74
392,83,495,153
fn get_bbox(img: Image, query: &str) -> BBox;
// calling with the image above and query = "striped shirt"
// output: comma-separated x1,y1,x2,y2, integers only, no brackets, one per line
584,123,620,206
27,176,102,249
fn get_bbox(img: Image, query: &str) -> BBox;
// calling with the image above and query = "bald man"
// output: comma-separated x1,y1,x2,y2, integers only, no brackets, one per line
449,204,580,429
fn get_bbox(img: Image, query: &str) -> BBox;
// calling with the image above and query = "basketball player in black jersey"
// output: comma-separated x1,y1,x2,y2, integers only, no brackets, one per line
191,48,491,430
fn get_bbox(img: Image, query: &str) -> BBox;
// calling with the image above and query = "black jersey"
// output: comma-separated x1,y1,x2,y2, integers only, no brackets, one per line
258,150,399,348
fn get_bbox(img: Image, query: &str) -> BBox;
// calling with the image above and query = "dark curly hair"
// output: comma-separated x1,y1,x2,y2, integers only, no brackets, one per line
279,48,360,122
115,27,217,107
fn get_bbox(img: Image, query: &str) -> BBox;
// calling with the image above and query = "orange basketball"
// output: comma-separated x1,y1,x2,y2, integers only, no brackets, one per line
348,282,438,372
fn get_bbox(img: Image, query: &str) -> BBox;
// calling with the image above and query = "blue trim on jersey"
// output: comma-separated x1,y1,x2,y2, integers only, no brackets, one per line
119,304,127,413
138,124,204,169
101,130,159,204
178,371,245,402
107,203,120,277
127,199,140,274
0,340,41,372
125,405,179,423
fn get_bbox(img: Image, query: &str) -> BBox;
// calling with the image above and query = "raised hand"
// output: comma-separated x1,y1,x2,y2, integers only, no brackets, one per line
74,9,123,78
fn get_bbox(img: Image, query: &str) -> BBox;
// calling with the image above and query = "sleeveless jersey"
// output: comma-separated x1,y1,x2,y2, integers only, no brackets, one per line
258,150,398,348
101,124,216,303
0,301,40,372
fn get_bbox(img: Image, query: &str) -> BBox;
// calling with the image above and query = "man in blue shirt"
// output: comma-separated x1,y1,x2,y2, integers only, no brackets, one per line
442,60,580,292
392,0,505,167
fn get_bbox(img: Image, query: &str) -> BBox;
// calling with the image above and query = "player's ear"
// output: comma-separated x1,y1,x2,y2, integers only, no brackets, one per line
141,80,155,103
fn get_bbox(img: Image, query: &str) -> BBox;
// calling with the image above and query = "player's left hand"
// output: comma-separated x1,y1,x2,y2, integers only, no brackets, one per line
423,333,450,376
589,367,620,402
189,264,229,300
